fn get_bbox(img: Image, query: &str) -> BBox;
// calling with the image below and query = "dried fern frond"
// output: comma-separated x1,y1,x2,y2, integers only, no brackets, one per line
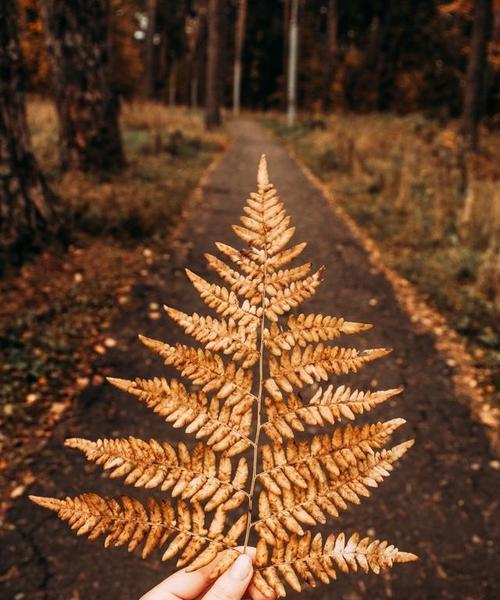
65,438,248,511
266,345,391,400
257,418,406,495
164,306,259,367
265,313,372,355
107,376,253,456
30,494,247,571
31,155,417,596
262,385,403,443
254,441,414,544
253,531,417,596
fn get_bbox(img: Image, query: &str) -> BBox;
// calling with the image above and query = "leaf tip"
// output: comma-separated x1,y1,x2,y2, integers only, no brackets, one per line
257,153,269,189
29,495,62,512
397,551,419,563
106,376,135,392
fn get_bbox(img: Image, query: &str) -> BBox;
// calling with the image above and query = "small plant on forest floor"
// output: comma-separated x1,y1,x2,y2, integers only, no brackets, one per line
31,156,417,596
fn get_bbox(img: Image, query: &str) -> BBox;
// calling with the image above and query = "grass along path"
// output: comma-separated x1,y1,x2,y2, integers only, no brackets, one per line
262,114,499,418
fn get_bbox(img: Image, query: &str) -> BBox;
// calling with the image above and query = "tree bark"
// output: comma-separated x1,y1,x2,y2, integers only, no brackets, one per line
322,0,339,112
232,0,247,115
283,0,290,108
168,60,177,107
0,0,57,265
143,0,158,99
205,0,224,129
40,0,125,171
461,0,493,150
287,0,299,127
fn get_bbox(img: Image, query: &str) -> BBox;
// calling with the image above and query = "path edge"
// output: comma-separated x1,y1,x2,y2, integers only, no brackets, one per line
285,145,499,455
168,141,232,243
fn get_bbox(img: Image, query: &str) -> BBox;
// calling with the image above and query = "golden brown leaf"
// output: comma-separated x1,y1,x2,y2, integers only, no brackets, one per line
254,441,414,543
253,531,417,596
30,154,416,594
266,345,391,399
65,438,248,511
107,377,253,456
264,313,372,355
29,494,246,570
262,385,403,443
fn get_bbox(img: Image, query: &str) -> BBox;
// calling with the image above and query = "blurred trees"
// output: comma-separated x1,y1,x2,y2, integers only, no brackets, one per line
142,0,158,99
186,3,206,108
205,0,225,128
108,0,143,97
322,0,339,112
12,0,499,135
232,0,247,115
287,0,299,126
39,0,125,171
461,0,493,149
0,0,57,264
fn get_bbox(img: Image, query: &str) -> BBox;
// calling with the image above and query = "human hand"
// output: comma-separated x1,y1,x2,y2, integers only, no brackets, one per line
140,547,275,600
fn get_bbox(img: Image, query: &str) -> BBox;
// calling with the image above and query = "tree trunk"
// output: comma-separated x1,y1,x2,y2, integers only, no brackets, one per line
232,0,247,115
205,0,224,129
461,0,493,150
191,72,199,108
287,0,299,127
40,0,125,171
283,0,290,109
0,0,57,265
168,60,177,107
322,0,339,112
143,0,158,99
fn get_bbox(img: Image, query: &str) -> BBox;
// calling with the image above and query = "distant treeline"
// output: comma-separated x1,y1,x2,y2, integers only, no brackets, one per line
18,0,499,119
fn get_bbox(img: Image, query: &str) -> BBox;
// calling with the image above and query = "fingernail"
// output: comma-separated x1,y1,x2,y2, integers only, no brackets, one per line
228,554,252,581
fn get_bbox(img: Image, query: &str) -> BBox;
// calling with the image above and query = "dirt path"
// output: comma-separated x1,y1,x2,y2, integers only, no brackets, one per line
1,120,498,600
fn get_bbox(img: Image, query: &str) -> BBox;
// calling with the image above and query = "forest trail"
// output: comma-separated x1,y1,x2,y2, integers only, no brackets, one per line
1,120,498,600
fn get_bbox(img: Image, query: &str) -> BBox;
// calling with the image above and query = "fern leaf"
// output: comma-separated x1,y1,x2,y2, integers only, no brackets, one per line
232,185,292,253
65,438,248,511
265,313,372,355
214,241,263,278
254,531,417,597
164,306,259,367
206,252,318,307
266,345,391,399
257,419,406,495
139,336,253,403
204,253,262,301
266,242,307,270
185,269,261,326
29,494,247,570
263,269,325,322
107,377,253,457
254,441,413,543
262,385,402,443
30,154,416,594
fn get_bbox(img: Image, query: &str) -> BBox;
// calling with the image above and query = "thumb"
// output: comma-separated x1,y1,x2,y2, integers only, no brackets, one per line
202,554,253,600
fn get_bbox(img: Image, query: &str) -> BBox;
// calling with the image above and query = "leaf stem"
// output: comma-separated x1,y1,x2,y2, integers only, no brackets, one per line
243,245,268,551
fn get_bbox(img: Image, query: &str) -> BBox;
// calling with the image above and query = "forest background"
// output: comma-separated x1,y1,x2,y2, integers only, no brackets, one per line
0,0,499,545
